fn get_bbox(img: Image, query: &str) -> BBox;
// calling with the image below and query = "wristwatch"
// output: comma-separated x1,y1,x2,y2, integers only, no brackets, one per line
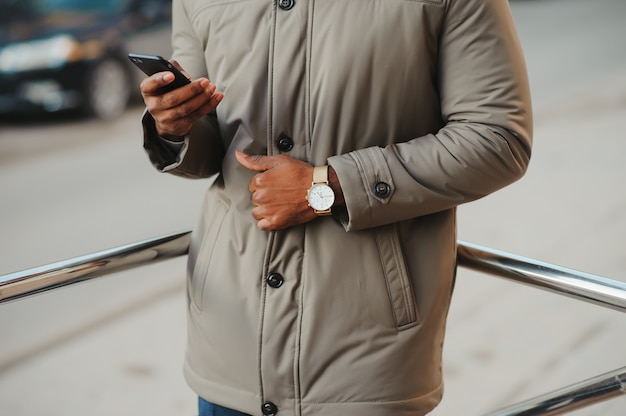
306,165,335,216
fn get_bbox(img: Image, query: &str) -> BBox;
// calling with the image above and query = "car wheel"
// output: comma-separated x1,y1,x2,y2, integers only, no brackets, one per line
84,58,131,120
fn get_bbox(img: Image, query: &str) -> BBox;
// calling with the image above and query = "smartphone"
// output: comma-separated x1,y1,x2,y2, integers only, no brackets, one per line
127,53,191,93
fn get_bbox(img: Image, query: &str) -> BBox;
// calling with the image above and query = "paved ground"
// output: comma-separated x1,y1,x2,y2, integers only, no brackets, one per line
1,0,625,415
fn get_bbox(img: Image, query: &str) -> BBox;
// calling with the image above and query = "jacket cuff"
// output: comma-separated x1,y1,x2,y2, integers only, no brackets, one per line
328,147,395,231
142,109,189,172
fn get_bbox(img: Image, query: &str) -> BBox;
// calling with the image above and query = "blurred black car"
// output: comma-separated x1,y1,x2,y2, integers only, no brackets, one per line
0,0,172,120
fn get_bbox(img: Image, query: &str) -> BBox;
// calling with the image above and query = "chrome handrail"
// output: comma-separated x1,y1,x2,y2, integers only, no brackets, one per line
0,231,191,304
457,241,626,313
2,233,625,311
485,366,626,416
1,232,625,415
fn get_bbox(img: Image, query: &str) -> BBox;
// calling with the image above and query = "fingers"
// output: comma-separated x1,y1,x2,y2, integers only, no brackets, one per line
141,75,215,106
142,76,223,138
237,153,317,230
154,84,222,135
140,71,177,97
169,60,191,80
235,151,284,172
250,204,308,231
237,151,285,195
236,151,262,171
136,58,224,137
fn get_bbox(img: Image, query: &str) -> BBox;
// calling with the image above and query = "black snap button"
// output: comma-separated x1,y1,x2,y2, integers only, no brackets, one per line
374,181,391,198
262,401,278,415
276,135,294,152
266,273,284,288
278,0,294,10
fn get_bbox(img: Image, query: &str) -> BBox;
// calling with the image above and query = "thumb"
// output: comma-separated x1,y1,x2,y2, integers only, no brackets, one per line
236,151,280,172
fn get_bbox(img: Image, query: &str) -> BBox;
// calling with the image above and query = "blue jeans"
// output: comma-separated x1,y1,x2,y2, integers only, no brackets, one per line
198,397,251,416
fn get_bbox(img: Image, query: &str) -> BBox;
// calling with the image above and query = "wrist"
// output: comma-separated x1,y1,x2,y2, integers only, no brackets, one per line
327,166,345,206
157,127,185,142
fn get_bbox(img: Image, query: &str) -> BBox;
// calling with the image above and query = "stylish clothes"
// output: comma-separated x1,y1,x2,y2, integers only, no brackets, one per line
143,0,532,414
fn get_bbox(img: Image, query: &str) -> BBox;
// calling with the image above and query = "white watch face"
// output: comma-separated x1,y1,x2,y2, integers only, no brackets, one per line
308,183,335,211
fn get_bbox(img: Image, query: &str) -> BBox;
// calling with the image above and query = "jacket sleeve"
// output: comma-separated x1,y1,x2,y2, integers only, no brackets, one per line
328,0,533,231
142,0,225,179
142,110,224,178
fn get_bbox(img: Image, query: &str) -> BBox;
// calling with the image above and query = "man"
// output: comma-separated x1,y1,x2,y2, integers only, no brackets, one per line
140,0,532,414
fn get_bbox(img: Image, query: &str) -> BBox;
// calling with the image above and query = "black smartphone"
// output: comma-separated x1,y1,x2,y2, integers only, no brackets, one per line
127,53,191,93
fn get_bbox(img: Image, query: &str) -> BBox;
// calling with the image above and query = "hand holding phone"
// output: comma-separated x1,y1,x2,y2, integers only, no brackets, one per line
129,53,223,139
128,53,191,93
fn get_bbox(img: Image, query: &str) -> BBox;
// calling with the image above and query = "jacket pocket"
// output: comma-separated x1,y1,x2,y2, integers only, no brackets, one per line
375,223,420,329
189,198,229,311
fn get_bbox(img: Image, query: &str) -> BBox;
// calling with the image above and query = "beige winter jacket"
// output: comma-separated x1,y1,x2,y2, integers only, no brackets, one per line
142,0,532,414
